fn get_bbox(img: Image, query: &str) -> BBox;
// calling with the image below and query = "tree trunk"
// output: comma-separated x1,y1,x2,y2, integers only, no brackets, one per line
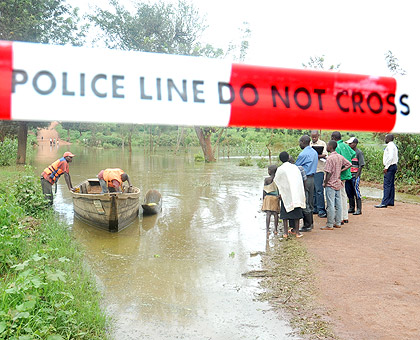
266,129,275,164
16,121,28,164
194,126,216,162
174,127,185,154
213,128,225,157
149,126,153,153
67,128,70,142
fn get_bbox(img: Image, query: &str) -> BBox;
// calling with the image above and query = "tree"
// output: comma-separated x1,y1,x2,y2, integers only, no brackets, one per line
384,50,406,76
0,0,84,164
0,0,85,45
194,21,251,161
91,0,238,161
0,121,18,142
89,0,219,56
225,21,251,62
302,55,341,71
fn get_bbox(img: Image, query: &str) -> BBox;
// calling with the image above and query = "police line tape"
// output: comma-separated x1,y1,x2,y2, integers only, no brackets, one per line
0,40,417,133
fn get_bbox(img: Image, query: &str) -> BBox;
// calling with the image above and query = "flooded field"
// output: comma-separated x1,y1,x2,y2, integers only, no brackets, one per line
33,145,297,339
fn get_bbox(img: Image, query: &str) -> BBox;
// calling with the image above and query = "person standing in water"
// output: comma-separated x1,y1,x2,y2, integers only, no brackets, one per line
262,165,280,236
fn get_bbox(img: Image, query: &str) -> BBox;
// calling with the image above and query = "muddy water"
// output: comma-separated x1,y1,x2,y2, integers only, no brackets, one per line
33,145,297,340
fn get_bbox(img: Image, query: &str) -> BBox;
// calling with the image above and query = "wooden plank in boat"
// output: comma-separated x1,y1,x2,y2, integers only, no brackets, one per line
93,200,105,215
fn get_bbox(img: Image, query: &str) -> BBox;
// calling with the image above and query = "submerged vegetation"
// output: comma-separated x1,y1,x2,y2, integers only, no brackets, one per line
259,237,336,339
0,167,109,339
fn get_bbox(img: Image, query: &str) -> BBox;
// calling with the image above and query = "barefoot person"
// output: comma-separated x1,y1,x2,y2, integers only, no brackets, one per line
322,141,351,230
97,168,132,193
262,165,280,236
40,151,75,204
274,152,306,238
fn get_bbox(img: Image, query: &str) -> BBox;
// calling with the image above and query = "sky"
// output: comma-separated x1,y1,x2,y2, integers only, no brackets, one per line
69,0,418,77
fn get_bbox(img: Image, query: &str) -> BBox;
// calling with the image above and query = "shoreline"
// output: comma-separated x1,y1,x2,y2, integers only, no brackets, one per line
259,198,420,339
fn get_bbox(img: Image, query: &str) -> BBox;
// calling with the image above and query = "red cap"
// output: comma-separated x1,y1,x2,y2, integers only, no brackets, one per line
63,151,75,157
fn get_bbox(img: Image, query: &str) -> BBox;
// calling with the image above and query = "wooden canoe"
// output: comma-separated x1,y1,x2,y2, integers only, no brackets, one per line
141,189,162,215
71,178,141,232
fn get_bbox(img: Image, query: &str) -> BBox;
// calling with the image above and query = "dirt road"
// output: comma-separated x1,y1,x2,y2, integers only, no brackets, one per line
306,200,420,339
37,121,70,145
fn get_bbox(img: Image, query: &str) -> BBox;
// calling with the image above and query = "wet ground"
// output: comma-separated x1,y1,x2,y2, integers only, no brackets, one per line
34,145,297,340
34,144,420,339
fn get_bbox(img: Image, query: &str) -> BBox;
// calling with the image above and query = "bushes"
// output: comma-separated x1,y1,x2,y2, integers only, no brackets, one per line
0,138,18,166
0,169,109,339
395,134,420,184
10,171,50,218
359,146,383,182
239,156,253,166
359,134,420,186
194,153,204,162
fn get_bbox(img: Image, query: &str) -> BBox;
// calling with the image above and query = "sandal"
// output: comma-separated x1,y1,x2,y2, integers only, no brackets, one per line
296,233,303,238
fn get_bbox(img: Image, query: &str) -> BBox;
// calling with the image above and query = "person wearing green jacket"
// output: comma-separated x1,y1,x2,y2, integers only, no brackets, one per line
331,131,356,224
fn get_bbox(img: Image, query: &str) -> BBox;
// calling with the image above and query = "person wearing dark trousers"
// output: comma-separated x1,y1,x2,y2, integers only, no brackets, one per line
345,137,365,215
376,134,398,208
310,130,328,218
295,135,318,232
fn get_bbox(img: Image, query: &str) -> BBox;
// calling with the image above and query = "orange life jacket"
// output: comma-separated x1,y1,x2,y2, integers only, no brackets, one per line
103,168,124,188
43,157,67,184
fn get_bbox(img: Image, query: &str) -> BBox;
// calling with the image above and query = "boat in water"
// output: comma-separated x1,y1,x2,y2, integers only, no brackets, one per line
141,189,162,215
71,178,141,232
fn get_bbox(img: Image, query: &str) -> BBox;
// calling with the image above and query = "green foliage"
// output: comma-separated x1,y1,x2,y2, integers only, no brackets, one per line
286,146,302,162
0,138,18,166
0,168,109,339
90,0,212,56
0,243,108,339
256,158,269,169
0,194,26,272
385,50,406,76
239,156,253,166
359,135,420,186
194,154,204,162
10,170,50,218
302,55,341,71
0,0,85,45
359,146,383,182
395,134,420,184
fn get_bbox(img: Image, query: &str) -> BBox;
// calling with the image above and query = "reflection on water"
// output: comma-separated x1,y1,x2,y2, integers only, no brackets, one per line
33,145,297,339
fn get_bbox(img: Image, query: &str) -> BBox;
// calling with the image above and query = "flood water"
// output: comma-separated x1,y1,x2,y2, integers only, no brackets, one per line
33,144,297,340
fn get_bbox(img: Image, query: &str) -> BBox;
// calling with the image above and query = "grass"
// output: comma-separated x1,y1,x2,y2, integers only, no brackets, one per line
0,166,109,339
258,235,337,339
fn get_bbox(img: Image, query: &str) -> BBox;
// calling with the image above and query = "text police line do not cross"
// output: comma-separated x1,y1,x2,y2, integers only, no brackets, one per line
1,41,417,132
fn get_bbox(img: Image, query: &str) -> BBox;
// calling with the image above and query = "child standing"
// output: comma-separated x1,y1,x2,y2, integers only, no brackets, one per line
262,165,280,235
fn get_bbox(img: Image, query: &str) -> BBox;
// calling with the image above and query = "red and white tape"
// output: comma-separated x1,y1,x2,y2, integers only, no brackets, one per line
0,40,416,132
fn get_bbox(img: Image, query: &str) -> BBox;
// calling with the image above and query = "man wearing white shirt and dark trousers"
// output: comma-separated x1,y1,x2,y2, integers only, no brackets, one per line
375,134,398,208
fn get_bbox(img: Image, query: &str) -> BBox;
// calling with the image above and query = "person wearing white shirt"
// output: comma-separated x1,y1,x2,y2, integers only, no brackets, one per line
375,134,398,208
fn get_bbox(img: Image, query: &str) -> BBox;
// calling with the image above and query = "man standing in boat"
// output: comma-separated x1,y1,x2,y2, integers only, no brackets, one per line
97,168,132,193
41,151,75,204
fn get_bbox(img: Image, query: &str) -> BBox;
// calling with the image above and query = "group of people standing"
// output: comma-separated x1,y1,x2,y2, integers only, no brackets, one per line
262,131,398,237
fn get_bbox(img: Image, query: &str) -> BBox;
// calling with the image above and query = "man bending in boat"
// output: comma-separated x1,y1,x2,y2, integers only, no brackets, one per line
97,168,132,193
41,151,75,204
